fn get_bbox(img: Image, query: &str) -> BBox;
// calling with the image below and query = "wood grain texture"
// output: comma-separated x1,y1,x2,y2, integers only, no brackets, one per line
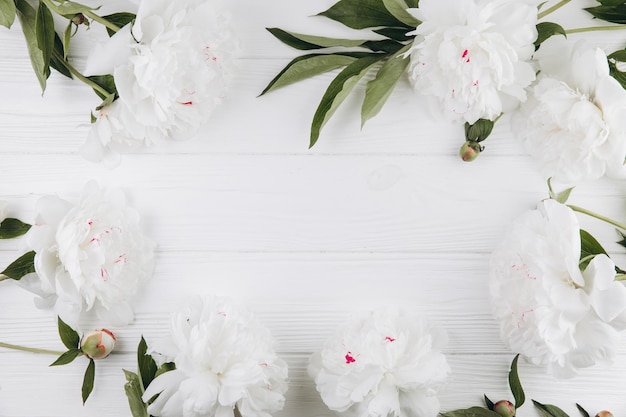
1,0,626,416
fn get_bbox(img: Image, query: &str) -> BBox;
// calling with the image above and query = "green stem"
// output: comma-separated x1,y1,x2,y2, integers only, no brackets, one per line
568,205,626,230
51,49,110,98
538,0,571,19
0,342,64,356
616,274,626,281
566,25,626,34
83,10,120,33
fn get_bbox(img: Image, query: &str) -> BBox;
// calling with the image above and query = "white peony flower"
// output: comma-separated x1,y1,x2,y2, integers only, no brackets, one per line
82,0,236,165
308,309,449,417
405,0,537,124
512,37,626,183
19,182,155,327
490,199,626,378
143,296,288,417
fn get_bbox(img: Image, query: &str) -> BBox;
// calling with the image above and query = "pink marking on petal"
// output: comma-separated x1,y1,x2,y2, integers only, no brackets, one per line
345,352,356,364
217,311,227,317
180,101,193,106
100,268,109,281
462,49,468,58
385,336,396,343
473,80,479,87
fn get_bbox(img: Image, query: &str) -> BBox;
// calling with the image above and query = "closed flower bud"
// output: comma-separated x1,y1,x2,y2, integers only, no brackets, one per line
71,13,86,25
596,411,614,417
493,400,515,417
80,329,116,359
459,141,483,162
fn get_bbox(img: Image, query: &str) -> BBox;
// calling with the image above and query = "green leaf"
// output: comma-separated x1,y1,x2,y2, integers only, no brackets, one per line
88,74,117,100
608,50,626,90
319,0,408,29
373,27,412,41
102,12,135,37
508,354,525,408
35,1,55,74
15,0,50,92
261,53,361,96
405,0,419,7
1,250,35,280
548,178,575,204
361,45,410,126
57,316,80,350
465,119,495,143
82,358,95,404
154,362,175,378
0,0,16,28
484,394,494,410
362,39,404,53
137,336,157,390
50,33,72,79
533,400,571,417
579,229,608,271
267,28,369,50
534,22,566,50
50,348,83,366
585,5,626,24
576,404,590,417
440,407,503,417
62,22,72,59
123,370,149,417
382,0,420,26
0,218,31,239
310,54,384,147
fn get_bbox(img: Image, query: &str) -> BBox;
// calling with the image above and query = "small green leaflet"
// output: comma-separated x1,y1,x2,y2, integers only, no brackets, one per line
318,0,409,30
261,53,362,96
123,370,149,417
608,49,626,90
361,45,410,126
484,395,495,410
534,22,566,51
382,0,420,27
508,355,525,408
15,0,50,92
465,119,494,143
137,336,157,390
267,28,369,50
0,218,31,239
88,74,117,100
57,316,80,350
585,4,626,24
311,54,385,147
102,12,135,37
50,348,83,366
1,250,36,280
0,0,16,28
82,358,95,404
533,400,571,417
440,407,503,417
579,229,608,271
154,361,176,378
547,178,574,204
576,404,590,417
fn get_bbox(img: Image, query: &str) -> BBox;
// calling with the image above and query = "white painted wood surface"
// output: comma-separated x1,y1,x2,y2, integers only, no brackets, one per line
1,1,626,416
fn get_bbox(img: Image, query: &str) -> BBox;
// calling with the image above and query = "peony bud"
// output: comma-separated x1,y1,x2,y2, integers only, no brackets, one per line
596,412,614,417
80,329,116,359
71,13,86,25
493,400,515,417
459,141,483,162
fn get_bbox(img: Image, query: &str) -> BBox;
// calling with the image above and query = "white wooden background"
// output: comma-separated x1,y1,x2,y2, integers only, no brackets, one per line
2,1,626,416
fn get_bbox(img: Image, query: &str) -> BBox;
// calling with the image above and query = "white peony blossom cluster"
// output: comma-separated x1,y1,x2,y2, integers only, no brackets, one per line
19,182,155,327
83,0,236,165
513,37,626,183
143,296,288,417
405,0,538,124
490,199,626,378
308,309,449,417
